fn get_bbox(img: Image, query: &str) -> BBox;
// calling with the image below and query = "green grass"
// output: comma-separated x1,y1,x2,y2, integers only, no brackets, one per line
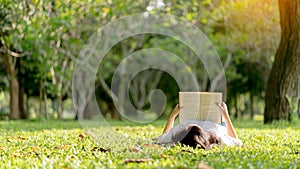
1,119,300,168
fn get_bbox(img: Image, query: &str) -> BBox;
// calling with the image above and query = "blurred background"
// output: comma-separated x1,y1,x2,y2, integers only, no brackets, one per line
0,0,299,122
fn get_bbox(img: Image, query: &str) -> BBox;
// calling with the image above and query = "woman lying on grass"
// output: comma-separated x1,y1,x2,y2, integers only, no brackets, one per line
157,102,242,149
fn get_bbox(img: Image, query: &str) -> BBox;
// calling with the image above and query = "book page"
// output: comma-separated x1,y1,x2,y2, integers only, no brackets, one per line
178,92,200,123
178,92,222,124
199,92,222,123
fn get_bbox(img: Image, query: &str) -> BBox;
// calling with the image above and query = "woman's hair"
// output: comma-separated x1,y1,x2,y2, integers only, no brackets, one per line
179,125,220,149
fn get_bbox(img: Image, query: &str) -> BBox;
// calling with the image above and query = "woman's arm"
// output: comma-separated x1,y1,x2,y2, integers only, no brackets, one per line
216,102,238,139
162,104,180,134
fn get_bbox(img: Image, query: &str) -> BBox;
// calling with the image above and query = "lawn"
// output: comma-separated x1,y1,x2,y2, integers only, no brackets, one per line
0,118,300,169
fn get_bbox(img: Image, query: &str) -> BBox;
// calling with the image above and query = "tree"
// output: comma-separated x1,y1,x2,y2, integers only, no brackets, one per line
0,2,23,119
264,0,300,123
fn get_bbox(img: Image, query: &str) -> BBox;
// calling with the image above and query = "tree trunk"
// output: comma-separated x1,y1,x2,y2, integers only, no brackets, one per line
3,52,20,119
264,0,300,123
108,102,120,120
25,93,29,117
52,101,57,119
9,78,19,119
39,82,43,118
19,86,26,119
113,65,127,121
250,93,254,120
297,76,300,118
57,96,63,120
83,102,92,119
234,95,239,119
298,99,300,118
44,91,48,119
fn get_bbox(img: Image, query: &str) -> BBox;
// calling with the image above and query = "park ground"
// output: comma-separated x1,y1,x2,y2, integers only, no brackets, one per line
1,117,300,169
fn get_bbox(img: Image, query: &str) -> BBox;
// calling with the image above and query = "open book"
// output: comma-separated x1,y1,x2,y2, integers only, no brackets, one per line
178,92,222,124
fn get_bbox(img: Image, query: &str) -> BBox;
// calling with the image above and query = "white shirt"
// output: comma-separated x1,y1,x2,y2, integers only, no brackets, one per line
157,120,242,147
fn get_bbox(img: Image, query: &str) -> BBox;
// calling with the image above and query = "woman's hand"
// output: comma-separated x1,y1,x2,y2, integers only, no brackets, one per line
216,102,229,117
216,102,238,139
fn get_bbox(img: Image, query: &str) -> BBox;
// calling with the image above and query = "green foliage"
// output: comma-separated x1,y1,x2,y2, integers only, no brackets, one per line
0,0,289,121
1,120,300,168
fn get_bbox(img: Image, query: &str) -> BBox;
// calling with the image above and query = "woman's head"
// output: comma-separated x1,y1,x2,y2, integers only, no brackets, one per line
179,125,220,149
